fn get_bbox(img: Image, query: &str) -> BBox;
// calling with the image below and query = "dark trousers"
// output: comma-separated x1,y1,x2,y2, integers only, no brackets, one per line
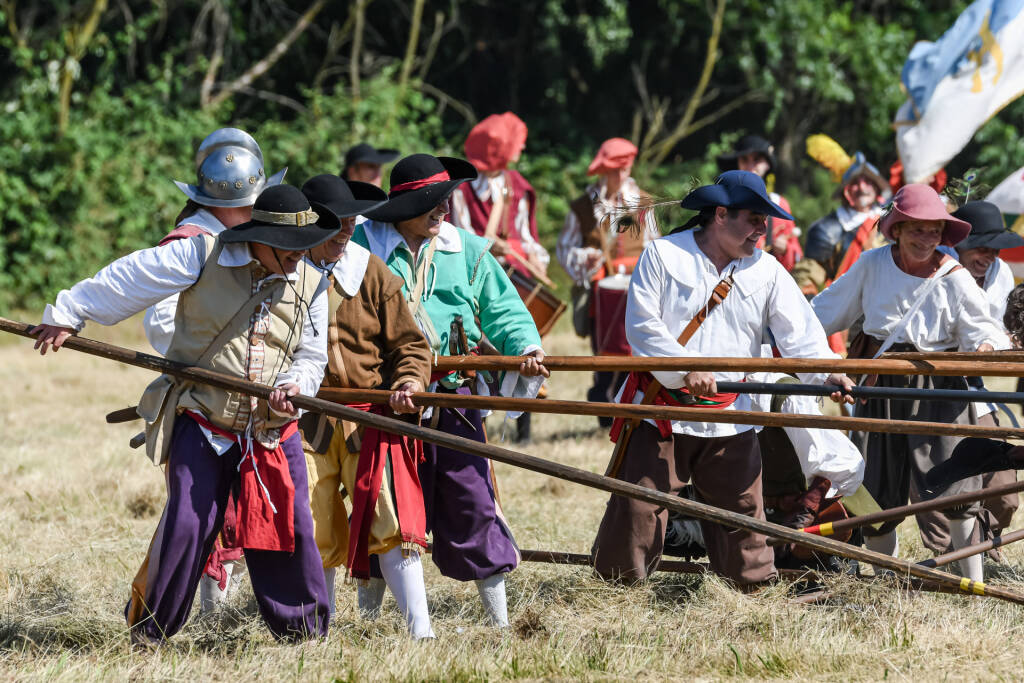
126,416,329,641
592,423,776,585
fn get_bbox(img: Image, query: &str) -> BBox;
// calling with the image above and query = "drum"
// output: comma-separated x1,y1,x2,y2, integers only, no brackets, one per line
594,273,631,355
504,265,567,337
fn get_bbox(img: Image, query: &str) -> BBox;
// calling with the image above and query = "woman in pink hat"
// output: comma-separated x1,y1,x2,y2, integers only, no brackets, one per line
811,184,1010,583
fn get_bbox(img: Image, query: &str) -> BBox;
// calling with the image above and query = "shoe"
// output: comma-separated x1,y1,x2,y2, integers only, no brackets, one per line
924,438,1019,493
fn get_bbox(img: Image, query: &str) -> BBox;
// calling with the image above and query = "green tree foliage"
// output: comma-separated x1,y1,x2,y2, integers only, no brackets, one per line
3,0,1022,309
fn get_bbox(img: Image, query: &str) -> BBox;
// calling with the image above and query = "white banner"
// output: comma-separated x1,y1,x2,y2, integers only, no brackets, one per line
895,0,1024,183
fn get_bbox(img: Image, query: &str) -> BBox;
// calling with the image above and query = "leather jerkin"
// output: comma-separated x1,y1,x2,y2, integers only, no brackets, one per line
603,272,735,478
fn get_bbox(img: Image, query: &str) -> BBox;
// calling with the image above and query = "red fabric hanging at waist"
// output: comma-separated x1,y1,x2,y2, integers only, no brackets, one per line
609,371,740,441
186,411,297,553
346,403,428,580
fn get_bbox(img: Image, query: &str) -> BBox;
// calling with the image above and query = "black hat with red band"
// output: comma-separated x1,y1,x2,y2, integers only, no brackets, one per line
364,153,477,224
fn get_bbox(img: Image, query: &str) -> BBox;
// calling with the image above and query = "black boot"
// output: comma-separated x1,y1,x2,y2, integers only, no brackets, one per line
925,438,1020,493
514,412,531,444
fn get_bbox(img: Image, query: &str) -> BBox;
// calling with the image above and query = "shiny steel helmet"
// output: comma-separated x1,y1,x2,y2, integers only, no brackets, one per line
173,127,287,208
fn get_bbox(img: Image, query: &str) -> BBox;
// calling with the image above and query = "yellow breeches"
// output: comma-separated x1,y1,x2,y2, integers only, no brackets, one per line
304,423,403,570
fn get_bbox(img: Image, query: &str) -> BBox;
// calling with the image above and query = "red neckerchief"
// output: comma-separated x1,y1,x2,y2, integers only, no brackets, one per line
186,411,296,553
346,404,428,580
609,371,740,441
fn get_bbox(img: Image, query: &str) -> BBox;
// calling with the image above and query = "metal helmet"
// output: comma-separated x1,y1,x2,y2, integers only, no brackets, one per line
173,127,287,208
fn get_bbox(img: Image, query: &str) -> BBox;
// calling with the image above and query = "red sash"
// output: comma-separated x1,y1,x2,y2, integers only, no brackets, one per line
158,223,210,246
187,412,297,553
346,404,428,580
609,371,740,441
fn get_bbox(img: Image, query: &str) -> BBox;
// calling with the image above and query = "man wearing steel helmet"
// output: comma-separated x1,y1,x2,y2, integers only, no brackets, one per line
143,127,287,613
31,184,335,643
144,127,287,355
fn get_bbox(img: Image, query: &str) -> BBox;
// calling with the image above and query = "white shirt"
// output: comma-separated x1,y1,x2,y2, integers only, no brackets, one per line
449,174,550,265
811,246,1010,351
748,366,864,498
982,257,1015,322
556,177,660,284
43,235,329,401
622,228,838,437
143,209,229,354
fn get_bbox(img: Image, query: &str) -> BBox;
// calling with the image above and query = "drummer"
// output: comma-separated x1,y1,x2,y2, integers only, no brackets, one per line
555,138,659,426
450,112,550,277
450,112,551,443
811,184,1010,582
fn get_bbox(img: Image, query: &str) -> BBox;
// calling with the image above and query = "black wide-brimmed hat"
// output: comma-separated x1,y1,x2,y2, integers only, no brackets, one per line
953,201,1024,252
681,170,794,220
363,153,478,224
716,135,778,174
300,174,388,221
344,142,401,169
220,184,340,251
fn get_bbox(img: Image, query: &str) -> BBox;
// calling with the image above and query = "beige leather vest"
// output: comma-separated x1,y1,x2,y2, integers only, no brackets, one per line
137,234,321,463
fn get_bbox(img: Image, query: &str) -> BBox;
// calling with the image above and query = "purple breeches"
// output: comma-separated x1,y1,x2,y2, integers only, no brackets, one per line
418,395,519,581
126,416,329,641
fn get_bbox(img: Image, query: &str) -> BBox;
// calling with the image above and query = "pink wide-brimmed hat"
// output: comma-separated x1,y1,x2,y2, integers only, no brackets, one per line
878,183,972,246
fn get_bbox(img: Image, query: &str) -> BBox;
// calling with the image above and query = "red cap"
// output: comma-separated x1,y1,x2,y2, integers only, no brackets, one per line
464,112,528,172
587,138,638,176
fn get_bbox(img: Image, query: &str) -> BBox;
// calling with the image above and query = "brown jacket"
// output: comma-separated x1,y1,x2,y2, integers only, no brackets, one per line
302,248,431,452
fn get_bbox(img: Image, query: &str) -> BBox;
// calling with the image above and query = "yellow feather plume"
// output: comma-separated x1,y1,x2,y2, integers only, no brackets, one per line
806,134,853,182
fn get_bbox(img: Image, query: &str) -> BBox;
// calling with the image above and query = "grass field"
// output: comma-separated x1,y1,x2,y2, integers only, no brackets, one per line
2,315,1024,681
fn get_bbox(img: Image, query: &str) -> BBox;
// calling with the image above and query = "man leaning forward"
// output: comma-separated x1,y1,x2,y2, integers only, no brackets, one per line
32,184,334,643
591,170,854,588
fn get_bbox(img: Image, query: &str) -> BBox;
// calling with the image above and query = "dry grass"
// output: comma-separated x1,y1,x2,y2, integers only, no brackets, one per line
2,314,1024,681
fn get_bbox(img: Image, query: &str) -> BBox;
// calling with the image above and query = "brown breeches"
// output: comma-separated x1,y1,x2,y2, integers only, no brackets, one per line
592,423,776,586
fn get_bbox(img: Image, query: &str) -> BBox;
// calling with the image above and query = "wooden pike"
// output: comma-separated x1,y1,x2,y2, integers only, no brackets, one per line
918,528,1024,569
882,350,1024,363
3,316,1022,605
511,549,962,599
798,478,1024,537
431,354,1024,377
316,387,1024,440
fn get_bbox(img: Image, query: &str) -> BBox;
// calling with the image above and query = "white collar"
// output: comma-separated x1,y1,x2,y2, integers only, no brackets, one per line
217,240,300,282
179,208,229,235
589,176,641,204
362,219,463,261
470,173,505,201
836,204,880,232
983,257,1005,291
304,241,370,297
658,228,768,297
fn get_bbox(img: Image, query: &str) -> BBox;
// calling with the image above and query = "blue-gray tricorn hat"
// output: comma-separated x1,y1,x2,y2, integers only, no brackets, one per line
174,127,287,208
680,170,794,220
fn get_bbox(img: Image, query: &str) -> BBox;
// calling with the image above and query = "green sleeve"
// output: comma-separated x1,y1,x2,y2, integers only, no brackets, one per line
470,247,542,354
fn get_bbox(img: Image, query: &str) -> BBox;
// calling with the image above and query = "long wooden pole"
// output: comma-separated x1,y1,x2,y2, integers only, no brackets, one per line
882,350,1024,362
316,387,1024,440
918,528,1024,569
2,318,1022,605
516,549,959,597
431,354,1024,377
798,478,1024,537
